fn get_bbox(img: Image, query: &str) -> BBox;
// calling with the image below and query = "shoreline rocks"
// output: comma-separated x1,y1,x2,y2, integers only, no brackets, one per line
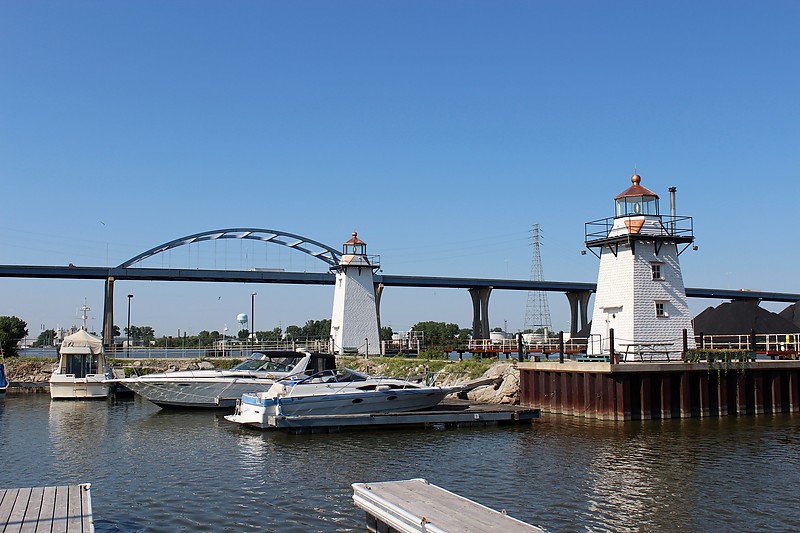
3,358,521,404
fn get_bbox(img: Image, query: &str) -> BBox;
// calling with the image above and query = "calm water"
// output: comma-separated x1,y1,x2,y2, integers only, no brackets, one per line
1,394,798,532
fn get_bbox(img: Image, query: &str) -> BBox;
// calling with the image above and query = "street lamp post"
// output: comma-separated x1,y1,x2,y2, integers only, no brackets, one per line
251,292,257,353
126,294,134,358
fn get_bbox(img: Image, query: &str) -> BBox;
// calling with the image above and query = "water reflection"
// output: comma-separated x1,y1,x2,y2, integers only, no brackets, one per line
2,394,799,531
48,400,112,481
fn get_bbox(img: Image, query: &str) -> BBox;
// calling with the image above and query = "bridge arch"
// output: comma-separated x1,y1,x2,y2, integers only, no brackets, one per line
118,228,342,269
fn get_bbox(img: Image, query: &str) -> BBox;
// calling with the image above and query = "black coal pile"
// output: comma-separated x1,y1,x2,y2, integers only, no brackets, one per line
779,301,800,328
693,300,800,335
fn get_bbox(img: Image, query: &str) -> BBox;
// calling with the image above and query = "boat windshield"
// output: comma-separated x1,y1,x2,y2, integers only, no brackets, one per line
64,354,99,378
232,353,299,372
297,368,369,384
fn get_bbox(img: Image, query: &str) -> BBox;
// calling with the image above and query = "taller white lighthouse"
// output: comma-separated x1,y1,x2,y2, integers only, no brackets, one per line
586,173,696,359
330,232,381,355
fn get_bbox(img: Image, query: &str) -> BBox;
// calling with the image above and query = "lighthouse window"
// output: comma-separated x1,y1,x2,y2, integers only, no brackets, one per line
655,302,668,318
651,263,663,280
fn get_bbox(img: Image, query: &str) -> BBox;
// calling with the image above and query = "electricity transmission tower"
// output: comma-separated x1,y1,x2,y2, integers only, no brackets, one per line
523,224,553,335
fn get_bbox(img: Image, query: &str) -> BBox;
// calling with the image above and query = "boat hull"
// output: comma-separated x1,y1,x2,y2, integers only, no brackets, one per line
50,374,109,399
121,378,282,408
117,351,327,408
227,387,456,428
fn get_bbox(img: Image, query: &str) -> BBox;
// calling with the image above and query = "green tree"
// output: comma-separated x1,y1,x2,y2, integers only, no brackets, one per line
285,325,303,339
301,319,331,339
0,316,28,357
197,330,214,346
238,329,250,341
34,328,57,347
257,327,282,342
411,321,461,342
380,326,394,341
126,325,155,346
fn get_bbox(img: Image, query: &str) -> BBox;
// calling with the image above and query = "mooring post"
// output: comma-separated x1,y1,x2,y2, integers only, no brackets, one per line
682,329,688,359
609,328,615,363
516,332,524,362
559,331,564,364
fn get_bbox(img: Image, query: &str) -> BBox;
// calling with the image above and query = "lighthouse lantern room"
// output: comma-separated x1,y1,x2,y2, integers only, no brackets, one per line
329,232,381,355
586,173,696,360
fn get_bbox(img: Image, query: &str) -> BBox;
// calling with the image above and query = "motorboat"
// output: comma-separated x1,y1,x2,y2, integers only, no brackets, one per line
225,368,461,428
50,328,112,399
119,350,335,409
0,356,7,395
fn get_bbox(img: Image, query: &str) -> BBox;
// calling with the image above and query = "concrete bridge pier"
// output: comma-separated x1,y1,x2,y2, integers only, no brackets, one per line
375,282,384,333
469,287,492,339
566,290,592,337
103,276,115,348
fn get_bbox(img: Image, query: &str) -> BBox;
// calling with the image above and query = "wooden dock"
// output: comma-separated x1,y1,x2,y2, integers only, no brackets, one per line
352,478,544,533
265,400,539,433
0,484,93,532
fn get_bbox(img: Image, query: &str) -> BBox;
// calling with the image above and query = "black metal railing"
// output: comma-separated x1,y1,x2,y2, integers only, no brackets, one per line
585,215,694,243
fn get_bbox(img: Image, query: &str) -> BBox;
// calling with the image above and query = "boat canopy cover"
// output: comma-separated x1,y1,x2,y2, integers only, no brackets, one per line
59,328,103,355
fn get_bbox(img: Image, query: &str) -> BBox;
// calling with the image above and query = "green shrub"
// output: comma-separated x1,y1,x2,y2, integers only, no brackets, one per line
682,348,750,376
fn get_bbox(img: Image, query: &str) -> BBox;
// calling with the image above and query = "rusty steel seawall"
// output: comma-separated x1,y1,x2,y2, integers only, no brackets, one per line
519,361,800,421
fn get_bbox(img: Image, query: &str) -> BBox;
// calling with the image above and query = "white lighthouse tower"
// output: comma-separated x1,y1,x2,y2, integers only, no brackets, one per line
586,173,696,360
330,232,381,355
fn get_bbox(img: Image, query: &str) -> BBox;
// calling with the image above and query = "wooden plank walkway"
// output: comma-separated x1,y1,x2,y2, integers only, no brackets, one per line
0,484,93,532
353,478,543,533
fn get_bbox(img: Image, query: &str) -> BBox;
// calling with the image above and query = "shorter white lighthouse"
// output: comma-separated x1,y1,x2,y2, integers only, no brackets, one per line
586,173,696,360
330,232,381,355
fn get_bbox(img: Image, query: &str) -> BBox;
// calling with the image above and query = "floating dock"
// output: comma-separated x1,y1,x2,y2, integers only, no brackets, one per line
0,483,94,532
262,400,539,433
352,478,544,533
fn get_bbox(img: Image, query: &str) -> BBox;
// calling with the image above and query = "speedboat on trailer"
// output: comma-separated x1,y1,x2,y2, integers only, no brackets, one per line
225,368,462,428
119,350,335,409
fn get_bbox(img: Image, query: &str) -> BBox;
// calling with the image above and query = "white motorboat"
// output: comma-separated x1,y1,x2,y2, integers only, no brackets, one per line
119,350,335,408
225,368,461,428
50,328,112,400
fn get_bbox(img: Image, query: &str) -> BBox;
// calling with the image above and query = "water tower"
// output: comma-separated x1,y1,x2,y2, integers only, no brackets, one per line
237,313,249,334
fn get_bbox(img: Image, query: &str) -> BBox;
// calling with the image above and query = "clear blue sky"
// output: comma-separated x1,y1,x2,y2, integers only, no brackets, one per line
1,1,798,338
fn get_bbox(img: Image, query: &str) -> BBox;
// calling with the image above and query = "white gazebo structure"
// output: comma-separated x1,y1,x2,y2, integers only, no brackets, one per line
586,173,696,360
329,232,381,355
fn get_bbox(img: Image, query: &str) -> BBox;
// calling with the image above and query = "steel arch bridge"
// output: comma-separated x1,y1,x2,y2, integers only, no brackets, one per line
118,228,342,269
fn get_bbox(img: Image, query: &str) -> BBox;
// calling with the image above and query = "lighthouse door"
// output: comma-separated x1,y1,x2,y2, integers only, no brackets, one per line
601,306,622,354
